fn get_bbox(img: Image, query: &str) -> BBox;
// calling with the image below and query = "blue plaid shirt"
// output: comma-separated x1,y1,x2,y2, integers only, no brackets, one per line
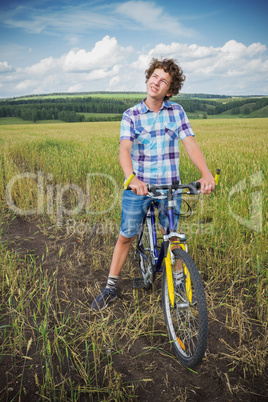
120,99,195,185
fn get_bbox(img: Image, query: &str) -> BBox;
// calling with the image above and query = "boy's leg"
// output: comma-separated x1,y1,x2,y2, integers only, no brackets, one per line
109,234,135,276
160,227,182,272
91,191,150,311
91,234,134,311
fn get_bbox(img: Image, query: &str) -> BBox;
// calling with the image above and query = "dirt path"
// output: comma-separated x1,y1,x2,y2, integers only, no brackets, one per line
1,216,267,401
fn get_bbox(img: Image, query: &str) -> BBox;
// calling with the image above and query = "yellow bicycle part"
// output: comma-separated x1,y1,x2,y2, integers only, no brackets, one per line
166,241,193,306
165,247,174,307
184,265,192,304
177,337,185,350
179,243,193,304
215,168,221,186
124,172,136,189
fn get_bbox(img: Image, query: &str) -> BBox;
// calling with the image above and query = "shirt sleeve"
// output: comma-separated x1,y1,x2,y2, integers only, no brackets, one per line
120,111,135,142
177,107,195,141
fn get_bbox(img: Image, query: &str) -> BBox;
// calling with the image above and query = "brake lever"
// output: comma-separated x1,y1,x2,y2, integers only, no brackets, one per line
147,184,164,197
187,181,201,195
147,190,163,197
126,185,162,197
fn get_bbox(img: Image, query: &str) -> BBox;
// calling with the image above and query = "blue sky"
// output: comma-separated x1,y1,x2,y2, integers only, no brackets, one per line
0,0,267,97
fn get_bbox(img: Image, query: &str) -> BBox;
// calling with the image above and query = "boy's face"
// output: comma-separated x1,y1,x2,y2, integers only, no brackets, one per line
146,68,172,101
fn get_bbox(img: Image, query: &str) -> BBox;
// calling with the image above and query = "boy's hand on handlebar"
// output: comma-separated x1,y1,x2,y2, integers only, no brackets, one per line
129,177,148,195
197,172,215,194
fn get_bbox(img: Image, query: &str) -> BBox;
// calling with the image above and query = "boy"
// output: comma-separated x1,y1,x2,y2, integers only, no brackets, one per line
91,58,215,311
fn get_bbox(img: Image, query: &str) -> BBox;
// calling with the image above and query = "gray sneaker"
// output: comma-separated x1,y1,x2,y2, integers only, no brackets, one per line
91,287,117,311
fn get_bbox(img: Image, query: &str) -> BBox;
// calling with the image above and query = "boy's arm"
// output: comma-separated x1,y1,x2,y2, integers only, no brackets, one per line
182,136,215,194
119,139,148,195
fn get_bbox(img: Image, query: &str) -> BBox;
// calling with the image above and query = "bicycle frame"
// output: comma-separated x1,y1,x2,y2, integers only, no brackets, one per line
137,188,188,306
133,176,219,367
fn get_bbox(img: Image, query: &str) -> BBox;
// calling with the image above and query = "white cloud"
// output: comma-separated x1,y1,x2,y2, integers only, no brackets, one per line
132,39,268,94
116,1,195,37
0,38,267,97
68,83,83,92
25,56,60,75
85,65,121,81
0,61,14,73
15,79,38,91
221,40,266,59
247,42,267,56
0,36,132,96
0,1,195,39
63,36,133,72
0,3,116,35
108,75,121,89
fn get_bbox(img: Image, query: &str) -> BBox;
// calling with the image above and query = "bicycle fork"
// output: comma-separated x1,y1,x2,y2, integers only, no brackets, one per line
163,234,189,307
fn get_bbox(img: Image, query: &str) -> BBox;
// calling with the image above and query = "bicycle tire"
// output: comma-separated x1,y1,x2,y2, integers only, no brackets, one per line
136,219,155,289
162,248,208,368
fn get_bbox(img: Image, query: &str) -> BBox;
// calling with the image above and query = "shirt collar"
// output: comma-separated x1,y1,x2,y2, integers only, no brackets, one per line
162,100,172,109
140,99,148,113
140,98,172,113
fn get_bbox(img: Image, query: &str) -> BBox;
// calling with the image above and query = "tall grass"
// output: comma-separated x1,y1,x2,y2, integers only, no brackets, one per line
0,118,267,399
0,119,267,313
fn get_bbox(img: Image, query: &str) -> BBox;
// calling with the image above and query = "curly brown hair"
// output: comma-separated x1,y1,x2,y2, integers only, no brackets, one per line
145,58,185,100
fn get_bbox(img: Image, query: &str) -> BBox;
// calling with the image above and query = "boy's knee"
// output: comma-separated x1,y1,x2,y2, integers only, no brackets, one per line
118,234,135,245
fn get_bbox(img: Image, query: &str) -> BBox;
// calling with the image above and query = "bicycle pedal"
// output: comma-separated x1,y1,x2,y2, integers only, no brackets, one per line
131,278,145,289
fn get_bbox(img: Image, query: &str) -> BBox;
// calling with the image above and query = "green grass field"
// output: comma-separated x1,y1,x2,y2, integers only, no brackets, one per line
0,117,66,125
0,118,267,400
13,92,147,101
249,105,268,117
0,118,267,291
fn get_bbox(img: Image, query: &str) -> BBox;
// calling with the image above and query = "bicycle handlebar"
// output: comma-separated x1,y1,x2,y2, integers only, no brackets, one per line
126,180,201,196
125,168,220,196
147,181,201,196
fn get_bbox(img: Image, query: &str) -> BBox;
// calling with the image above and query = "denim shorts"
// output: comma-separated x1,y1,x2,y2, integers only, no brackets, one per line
119,190,182,238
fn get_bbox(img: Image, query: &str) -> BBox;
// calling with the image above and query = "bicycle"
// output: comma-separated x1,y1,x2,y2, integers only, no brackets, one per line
126,175,219,368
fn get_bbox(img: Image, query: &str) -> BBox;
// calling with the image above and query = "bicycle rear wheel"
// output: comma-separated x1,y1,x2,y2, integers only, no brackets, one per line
136,219,155,289
162,248,208,368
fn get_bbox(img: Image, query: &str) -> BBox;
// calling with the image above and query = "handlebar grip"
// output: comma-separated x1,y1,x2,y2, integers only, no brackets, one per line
124,172,136,189
215,168,221,186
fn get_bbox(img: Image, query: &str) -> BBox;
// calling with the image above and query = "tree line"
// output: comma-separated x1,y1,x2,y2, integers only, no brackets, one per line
0,97,133,122
205,97,268,115
0,95,267,123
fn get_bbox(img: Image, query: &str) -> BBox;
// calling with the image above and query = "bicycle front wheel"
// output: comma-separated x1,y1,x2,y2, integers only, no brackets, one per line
162,248,208,368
